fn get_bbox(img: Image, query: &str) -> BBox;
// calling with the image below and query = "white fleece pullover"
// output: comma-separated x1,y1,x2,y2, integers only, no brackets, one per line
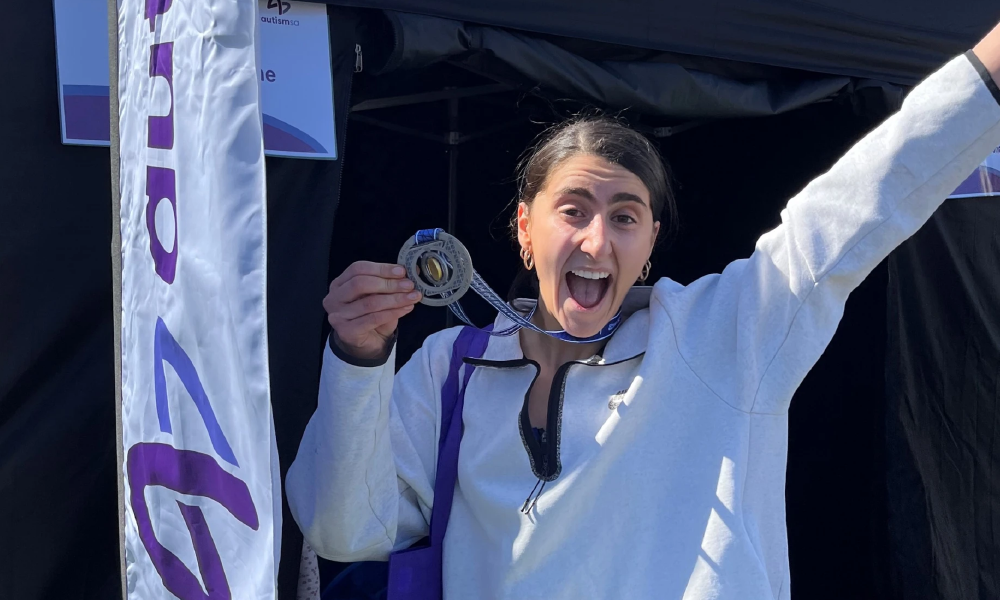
287,53,1000,599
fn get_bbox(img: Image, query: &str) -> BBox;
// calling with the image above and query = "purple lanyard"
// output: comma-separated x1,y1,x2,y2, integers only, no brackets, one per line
386,326,491,599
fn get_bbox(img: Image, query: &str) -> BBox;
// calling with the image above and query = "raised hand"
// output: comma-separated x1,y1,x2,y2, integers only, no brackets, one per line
324,261,421,360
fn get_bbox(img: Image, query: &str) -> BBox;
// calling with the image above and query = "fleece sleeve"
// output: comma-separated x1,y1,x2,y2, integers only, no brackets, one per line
285,327,461,561
653,52,1000,415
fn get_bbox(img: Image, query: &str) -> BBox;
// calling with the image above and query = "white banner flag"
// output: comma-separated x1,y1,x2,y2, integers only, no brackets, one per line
117,0,279,598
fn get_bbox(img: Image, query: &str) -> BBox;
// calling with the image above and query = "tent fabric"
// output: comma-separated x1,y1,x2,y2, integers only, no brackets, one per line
324,0,1000,85
267,8,362,599
371,11,858,119
886,197,1000,600
0,0,121,597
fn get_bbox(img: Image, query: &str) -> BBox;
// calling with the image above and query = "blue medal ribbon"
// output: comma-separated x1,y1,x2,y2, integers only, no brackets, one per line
411,229,622,344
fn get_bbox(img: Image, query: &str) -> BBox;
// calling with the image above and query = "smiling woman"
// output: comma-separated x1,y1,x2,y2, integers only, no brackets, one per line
287,31,1000,600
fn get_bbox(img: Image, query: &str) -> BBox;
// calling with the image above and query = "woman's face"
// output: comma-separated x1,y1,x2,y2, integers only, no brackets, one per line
518,154,660,338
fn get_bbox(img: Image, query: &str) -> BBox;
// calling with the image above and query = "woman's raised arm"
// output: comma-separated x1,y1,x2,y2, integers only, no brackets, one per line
653,33,1000,416
286,261,456,561
974,21,1000,86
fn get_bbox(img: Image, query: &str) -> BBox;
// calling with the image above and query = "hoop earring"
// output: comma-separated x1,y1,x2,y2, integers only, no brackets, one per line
639,260,651,282
520,247,534,271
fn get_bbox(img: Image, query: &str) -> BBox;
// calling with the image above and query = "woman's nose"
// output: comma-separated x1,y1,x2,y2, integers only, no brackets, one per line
580,216,611,257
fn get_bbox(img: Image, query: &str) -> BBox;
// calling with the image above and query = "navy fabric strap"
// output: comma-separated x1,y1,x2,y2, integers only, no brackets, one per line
386,326,491,600
414,229,622,344
430,326,491,546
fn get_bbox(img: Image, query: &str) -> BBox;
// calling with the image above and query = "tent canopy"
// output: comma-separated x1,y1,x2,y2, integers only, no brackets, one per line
325,0,1000,84
358,10,870,121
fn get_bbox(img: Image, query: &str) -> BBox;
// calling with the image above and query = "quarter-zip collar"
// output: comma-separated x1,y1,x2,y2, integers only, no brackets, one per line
461,287,653,507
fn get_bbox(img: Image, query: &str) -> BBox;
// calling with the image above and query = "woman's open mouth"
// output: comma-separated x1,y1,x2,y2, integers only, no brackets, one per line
566,270,612,310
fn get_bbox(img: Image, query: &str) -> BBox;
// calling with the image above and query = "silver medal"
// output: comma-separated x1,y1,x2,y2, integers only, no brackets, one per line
397,230,473,306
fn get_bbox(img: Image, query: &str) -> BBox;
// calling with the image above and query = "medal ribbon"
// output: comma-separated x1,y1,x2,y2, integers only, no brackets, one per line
413,229,622,344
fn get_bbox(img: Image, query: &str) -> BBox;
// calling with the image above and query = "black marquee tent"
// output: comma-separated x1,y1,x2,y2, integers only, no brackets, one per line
5,1,1000,599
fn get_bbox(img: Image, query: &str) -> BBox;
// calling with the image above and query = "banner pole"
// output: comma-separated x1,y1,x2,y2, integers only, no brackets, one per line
106,0,126,596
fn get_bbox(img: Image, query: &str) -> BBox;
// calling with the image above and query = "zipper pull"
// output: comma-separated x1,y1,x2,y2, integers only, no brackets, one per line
521,479,542,513
354,44,363,73
521,479,547,514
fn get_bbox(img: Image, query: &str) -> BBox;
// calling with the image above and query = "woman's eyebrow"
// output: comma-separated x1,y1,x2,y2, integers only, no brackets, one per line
559,187,596,201
610,192,647,207
558,187,648,207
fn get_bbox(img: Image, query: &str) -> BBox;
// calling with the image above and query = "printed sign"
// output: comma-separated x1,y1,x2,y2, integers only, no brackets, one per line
117,0,279,597
52,0,111,146
258,0,338,159
53,0,337,159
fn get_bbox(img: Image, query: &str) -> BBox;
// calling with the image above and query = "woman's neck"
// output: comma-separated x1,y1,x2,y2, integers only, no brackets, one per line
518,299,604,368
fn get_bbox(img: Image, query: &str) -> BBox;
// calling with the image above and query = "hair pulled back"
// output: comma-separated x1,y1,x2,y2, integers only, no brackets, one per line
507,116,676,300
512,116,677,238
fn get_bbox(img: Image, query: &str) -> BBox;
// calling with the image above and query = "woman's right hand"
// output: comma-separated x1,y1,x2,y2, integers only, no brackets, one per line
324,261,422,361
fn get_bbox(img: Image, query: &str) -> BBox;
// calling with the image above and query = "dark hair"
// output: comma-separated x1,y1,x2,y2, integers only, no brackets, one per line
507,116,677,300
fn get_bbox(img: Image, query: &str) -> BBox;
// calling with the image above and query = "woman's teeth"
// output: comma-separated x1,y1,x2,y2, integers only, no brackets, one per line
570,270,610,280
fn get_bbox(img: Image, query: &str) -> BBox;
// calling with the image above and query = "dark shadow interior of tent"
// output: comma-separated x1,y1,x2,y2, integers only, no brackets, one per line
6,2,1000,599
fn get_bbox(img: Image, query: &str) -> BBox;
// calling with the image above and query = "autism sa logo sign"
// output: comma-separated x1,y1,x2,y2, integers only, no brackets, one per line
261,0,299,26
267,0,290,15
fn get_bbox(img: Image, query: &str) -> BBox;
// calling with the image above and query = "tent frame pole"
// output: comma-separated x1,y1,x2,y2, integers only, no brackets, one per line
106,0,126,597
445,96,459,328
446,97,459,242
